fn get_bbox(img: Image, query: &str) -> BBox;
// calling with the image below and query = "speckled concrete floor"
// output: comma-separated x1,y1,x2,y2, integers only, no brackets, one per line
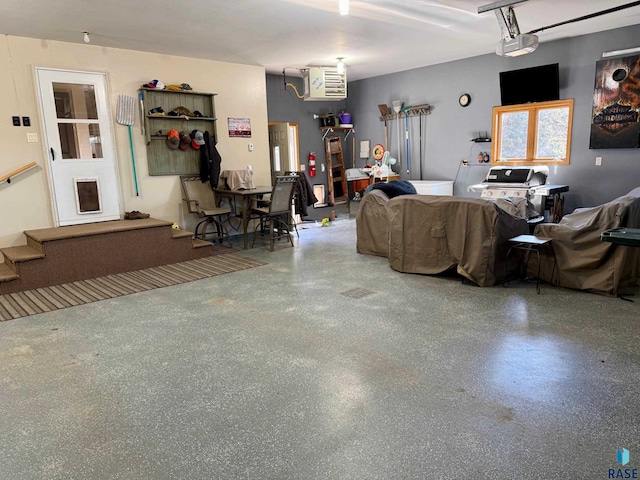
1,219,639,480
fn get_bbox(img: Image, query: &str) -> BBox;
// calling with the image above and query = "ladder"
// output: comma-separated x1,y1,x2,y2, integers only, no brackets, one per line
325,136,348,206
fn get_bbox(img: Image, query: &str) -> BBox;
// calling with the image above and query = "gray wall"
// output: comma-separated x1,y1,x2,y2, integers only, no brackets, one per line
345,24,640,211
266,74,348,204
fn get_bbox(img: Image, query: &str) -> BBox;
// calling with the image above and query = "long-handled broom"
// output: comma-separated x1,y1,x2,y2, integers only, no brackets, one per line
398,105,412,174
116,95,140,196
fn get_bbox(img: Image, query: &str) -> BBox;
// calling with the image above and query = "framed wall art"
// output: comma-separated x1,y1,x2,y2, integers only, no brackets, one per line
590,54,640,149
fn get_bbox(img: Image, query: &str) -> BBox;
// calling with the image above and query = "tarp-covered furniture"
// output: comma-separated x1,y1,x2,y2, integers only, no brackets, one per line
385,195,529,286
356,190,392,257
532,188,640,296
355,181,418,257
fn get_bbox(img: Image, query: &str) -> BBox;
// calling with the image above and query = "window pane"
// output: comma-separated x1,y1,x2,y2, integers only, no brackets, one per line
53,83,98,119
500,111,529,159
536,107,569,159
58,123,103,159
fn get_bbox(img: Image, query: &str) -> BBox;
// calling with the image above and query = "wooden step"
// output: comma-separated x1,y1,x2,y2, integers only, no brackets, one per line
192,238,212,248
171,228,194,239
0,263,19,282
0,218,213,295
172,228,217,249
1,245,45,271
23,217,172,243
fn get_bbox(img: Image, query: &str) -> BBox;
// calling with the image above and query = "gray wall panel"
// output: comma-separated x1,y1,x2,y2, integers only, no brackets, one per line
347,24,640,211
266,74,347,206
267,24,640,212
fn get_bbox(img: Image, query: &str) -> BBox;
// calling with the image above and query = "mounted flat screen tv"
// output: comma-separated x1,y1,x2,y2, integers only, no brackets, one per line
499,63,560,106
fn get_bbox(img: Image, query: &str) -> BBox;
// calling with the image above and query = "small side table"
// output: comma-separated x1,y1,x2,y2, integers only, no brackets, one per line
601,227,640,247
505,234,557,294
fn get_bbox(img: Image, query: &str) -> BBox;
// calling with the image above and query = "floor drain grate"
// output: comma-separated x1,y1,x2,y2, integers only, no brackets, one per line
340,287,375,299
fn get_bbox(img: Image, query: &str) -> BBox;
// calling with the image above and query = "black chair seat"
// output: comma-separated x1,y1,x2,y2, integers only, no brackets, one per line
250,175,299,251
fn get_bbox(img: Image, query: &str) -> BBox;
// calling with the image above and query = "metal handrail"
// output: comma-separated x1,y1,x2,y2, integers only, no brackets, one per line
0,162,37,185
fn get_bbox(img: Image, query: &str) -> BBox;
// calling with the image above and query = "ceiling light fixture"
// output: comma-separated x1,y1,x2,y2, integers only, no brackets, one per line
602,46,640,58
339,0,349,15
82,31,91,44
337,58,345,74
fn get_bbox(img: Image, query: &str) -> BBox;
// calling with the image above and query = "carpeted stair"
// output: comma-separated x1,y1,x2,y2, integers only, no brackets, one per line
0,218,214,295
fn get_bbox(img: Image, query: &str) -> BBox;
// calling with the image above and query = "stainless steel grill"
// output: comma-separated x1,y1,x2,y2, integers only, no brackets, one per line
470,166,569,220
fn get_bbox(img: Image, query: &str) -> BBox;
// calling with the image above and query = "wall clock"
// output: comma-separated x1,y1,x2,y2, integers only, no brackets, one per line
459,93,471,107
372,144,385,160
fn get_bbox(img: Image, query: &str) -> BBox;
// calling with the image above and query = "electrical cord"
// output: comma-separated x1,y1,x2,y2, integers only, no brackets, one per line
282,67,304,98
286,83,304,99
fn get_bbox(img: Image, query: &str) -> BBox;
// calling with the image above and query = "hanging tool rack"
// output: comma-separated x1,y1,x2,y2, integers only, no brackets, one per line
378,102,431,178
378,103,431,122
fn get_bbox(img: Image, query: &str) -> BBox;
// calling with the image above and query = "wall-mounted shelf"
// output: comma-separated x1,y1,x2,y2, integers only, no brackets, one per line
321,125,355,141
140,87,217,176
471,137,491,143
462,162,491,167
146,115,217,122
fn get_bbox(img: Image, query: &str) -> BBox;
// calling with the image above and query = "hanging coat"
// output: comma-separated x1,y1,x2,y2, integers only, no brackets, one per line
199,133,211,184
285,171,318,217
200,130,222,188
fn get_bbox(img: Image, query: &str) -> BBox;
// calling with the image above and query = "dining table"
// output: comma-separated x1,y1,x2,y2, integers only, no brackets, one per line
214,185,273,249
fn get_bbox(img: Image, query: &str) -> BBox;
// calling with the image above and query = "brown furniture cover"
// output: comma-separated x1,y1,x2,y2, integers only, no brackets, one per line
356,189,391,256
383,195,528,286
532,189,640,296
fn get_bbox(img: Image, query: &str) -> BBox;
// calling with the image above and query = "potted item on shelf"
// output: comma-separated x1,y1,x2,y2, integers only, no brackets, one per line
338,111,352,125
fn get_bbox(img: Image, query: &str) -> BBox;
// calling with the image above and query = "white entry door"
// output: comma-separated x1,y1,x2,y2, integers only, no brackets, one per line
268,123,300,182
36,68,121,226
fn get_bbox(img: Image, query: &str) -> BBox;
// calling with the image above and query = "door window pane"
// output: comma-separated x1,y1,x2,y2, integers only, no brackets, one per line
500,111,529,159
272,145,281,171
58,123,103,159
53,83,98,119
536,107,569,159
88,124,103,158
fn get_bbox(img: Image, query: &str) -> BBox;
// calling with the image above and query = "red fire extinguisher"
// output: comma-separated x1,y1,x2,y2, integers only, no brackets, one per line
308,151,316,177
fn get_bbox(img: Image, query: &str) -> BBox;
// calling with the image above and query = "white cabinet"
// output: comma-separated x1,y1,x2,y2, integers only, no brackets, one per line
408,180,454,196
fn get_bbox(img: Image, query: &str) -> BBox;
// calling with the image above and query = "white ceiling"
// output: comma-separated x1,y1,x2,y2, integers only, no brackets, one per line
1,0,639,81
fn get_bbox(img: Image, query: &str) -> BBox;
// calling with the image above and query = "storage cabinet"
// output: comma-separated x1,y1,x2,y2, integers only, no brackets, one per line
139,87,217,176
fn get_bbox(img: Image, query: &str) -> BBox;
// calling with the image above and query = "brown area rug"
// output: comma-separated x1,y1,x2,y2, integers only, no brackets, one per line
0,252,266,322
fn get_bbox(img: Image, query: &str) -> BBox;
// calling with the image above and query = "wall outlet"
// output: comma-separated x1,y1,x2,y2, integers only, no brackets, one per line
321,164,325,172
27,132,39,143
248,143,254,152
595,156,602,166
12,116,20,126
